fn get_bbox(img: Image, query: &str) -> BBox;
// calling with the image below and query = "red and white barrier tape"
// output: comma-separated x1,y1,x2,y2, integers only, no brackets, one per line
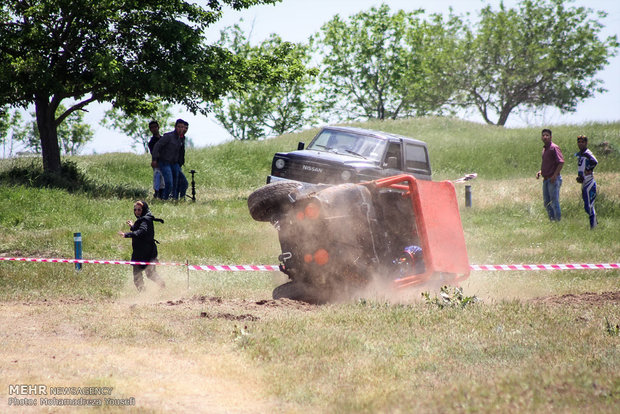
470,263,619,271
188,264,280,272
0,257,618,272
0,257,185,267
0,257,279,271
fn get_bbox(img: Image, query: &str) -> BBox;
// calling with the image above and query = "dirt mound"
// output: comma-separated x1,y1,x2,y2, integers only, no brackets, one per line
530,291,620,306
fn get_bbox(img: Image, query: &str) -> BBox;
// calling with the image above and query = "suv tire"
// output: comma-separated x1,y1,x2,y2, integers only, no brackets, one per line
272,281,326,304
248,181,301,222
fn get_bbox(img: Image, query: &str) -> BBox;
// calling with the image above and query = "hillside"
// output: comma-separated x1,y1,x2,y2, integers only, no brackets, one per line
0,117,618,413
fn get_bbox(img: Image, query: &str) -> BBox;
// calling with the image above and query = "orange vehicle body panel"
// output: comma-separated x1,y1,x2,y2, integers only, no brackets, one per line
371,174,470,288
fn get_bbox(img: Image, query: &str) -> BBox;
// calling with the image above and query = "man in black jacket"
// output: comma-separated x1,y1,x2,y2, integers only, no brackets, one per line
176,120,189,199
151,119,184,200
119,200,165,291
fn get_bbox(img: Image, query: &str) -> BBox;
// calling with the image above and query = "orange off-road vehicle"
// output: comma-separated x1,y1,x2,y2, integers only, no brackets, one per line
248,174,470,303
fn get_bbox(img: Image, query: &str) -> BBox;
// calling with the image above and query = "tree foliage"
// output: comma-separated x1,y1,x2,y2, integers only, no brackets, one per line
313,4,462,122
101,100,174,153
456,0,619,126
0,0,281,172
213,24,318,140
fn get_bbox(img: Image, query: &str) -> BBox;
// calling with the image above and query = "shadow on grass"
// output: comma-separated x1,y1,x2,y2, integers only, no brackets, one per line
0,159,147,199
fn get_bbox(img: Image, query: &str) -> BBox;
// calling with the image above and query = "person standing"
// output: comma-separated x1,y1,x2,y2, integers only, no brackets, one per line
575,135,598,229
176,120,189,200
151,119,184,200
147,120,165,199
118,200,166,291
536,128,564,221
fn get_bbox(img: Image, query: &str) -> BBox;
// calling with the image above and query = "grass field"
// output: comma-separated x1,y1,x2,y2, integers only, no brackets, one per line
0,117,618,413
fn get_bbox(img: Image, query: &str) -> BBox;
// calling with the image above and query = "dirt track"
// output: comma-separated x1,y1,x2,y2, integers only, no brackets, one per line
0,296,318,413
1,291,617,412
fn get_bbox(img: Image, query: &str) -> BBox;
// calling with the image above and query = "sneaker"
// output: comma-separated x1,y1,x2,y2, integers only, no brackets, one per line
590,218,598,229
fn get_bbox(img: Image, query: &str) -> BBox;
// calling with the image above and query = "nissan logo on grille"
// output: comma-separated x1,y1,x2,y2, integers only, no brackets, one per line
302,165,323,173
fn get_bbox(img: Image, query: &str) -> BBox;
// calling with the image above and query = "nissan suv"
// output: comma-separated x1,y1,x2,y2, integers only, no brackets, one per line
267,126,432,184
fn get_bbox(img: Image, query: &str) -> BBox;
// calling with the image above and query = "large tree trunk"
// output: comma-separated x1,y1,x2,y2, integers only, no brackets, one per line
35,98,61,173
497,106,512,126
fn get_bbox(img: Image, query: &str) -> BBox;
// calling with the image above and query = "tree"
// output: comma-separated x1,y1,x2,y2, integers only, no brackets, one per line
101,100,174,153
0,0,285,173
455,0,619,126
312,4,462,122
20,104,94,155
213,25,318,140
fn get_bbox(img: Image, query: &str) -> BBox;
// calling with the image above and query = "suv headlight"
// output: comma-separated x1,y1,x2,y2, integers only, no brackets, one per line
340,170,353,181
275,158,286,169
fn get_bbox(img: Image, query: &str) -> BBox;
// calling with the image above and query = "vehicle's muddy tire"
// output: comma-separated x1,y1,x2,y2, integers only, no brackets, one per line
272,281,326,304
248,181,301,222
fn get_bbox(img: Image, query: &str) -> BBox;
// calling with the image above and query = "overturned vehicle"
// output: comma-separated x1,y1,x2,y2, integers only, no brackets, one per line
248,174,470,303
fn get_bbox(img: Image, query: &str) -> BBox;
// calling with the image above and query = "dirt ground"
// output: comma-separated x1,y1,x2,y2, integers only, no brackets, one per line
1,291,617,413
0,295,317,413
529,290,620,306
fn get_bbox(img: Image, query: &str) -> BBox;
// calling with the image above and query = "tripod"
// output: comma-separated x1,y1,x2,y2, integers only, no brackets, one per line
188,169,196,202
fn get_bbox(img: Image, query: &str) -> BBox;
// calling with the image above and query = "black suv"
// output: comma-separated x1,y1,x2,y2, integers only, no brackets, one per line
267,126,432,184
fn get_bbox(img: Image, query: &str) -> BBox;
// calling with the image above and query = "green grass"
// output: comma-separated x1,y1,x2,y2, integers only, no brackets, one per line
244,300,619,412
0,117,618,412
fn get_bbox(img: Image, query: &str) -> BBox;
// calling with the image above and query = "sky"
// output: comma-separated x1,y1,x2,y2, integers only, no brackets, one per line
77,0,620,154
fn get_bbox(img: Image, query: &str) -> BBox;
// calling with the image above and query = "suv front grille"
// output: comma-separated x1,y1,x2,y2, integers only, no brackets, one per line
276,158,342,184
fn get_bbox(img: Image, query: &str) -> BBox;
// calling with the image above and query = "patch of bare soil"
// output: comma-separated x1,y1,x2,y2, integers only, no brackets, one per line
160,296,318,322
159,295,318,314
17,297,97,306
530,291,620,306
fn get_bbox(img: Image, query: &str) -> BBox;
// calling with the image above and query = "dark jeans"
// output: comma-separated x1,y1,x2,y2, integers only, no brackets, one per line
176,170,188,199
159,162,181,200
542,175,562,221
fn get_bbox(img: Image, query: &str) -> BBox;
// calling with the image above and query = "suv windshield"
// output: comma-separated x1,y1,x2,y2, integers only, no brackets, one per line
307,130,387,162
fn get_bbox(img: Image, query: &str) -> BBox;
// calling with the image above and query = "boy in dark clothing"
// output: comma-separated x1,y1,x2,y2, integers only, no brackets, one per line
147,121,161,153
148,121,165,199
119,200,165,291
